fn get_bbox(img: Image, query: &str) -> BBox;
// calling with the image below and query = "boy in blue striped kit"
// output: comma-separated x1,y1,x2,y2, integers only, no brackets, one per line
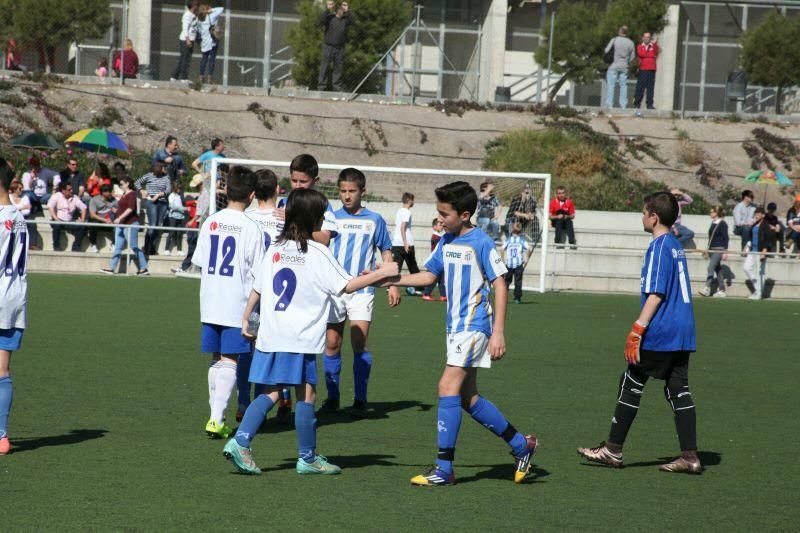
578,191,700,474
386,181,537,486
321,168,401,417
502,222,531,304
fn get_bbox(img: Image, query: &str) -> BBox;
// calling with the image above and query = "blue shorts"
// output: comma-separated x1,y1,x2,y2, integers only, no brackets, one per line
200,323,251,355
0,328,23,351
249,350,317,386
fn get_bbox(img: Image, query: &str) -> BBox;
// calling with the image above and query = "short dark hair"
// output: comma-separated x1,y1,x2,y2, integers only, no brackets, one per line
225,165,257,203
556,185,566,192
254,169,278,201
57,181,72,192
99,184,112,194
643,191,679,227
742,190,754,200
211,138,224,150
165,135,177,147
0,158,13,191
338,167,366,189
113,162,126,171
187,1,198,9
479,181,493,192
278,188,328,253
431,218,439,227
754,206,765,215
152,160,166,173
289,154,318,179
401,192,414,204
435,181,478,216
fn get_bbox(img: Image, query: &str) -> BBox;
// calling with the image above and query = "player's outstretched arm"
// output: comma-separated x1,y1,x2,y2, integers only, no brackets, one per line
624,293,663,364
384,271,437,289
346,261,399,294
488,276,507,360
241,289,261,340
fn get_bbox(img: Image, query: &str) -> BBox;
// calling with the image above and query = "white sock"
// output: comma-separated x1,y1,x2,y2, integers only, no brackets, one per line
211,361,237,424
208,360,219,414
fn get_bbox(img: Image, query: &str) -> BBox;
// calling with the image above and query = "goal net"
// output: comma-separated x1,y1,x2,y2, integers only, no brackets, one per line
207,158,551,293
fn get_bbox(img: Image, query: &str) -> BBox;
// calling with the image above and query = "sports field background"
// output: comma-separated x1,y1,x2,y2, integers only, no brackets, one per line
4,274,798,530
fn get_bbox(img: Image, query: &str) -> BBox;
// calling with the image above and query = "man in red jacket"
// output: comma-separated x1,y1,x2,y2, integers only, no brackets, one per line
549,186,576,248
634,32,659,114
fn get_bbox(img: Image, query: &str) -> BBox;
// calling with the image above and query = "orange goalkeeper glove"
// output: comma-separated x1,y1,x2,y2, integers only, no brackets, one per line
624,321,647,364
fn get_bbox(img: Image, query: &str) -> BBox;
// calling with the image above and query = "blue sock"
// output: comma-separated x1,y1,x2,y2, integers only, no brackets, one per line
324,353,342,400
468,396,527,455
234,394,274,448
353,351,372,402
295,401,317,462
0,376,12,439
436,395,462,474
236,352,253,408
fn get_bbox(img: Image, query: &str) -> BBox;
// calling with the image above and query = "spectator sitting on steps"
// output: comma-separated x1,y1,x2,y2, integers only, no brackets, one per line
87,184,118,253
47,181,87,252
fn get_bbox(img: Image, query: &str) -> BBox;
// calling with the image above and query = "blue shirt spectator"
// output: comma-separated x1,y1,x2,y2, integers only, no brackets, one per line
152,135,187,182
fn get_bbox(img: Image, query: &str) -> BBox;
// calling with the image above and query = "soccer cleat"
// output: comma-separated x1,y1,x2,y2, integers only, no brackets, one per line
513,434,538,483
713,291,726,298
223,439,261,475
296,455,341,475
0,437,10,455
698,287,711,297
577,441,623,468
205,419,233,439
348,400,369,419
659,456,702,474
410,466,455,486
276,402,293,425
421,294,434,301
318,398,339,414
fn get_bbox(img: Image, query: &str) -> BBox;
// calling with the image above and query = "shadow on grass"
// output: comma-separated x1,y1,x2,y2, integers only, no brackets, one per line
259,453,399,473
456,464,550,484
10,429,108,453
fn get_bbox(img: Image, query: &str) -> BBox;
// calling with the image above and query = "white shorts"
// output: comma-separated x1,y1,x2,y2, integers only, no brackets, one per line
328,292,375,324
446,331,492,368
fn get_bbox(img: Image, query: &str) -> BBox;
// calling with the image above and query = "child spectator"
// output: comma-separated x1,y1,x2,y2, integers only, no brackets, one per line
698,205,729,298
87,184,118,253
502,222,532,304
422,218,446,301
95,58,109,78
165,182,187,256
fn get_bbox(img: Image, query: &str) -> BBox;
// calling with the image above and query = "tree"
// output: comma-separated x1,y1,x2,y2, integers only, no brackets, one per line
287,0,412,94
535,0,667,103
740,11,800,115
0,0,112,72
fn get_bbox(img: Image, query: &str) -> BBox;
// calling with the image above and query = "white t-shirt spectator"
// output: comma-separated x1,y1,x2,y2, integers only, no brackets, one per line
11,195,32,217
392,207,414,247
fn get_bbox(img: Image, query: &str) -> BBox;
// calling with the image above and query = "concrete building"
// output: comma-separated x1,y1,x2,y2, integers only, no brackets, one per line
27,1,800,113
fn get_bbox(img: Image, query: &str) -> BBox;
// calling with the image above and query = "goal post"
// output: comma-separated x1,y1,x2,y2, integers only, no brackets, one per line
208,158,552,293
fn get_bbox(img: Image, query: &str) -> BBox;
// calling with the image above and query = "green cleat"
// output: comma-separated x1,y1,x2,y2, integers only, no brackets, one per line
205,419,233,439
223,439,262,475
296,455,341,475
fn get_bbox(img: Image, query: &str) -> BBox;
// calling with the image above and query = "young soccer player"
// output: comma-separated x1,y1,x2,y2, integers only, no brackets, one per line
391,192,419,295
386,181,538,486
421,218,446,301
321,168,401,417
222,189,398,475
0,158,27,455
192,166,266,439
502,222,532,304
578,191,700,474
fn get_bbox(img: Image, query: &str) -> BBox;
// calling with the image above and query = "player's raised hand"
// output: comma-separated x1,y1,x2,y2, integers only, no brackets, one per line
488,332,506,360
624,321,647,364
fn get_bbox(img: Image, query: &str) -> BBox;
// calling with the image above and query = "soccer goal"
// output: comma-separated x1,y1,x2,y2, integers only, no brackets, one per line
207,158,551,293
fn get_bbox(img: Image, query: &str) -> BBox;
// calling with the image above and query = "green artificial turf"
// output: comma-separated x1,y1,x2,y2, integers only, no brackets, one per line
4,274,799,531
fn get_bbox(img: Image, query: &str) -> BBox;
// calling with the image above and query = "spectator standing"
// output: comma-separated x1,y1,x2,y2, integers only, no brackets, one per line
197,5,224,84
732,189,756,250
59,158,88,204
391,192,420,294
165,182,187,256
47,182,87,252
549,185,576,248
502,222,533,304
786,194,800,255
153,136,188,183
318,1,354,92
476,181,500,242
5,39,24,71
505,184,538,244
192,138,226,176
102,177,149,275
698,205,729,298
421,218,446,301
171,1,199,81
135,161,171,256
172,173,207,274
633,33,659,114
670,188,694,247
112,39,140,79
87,184,117,253
604,26,635,109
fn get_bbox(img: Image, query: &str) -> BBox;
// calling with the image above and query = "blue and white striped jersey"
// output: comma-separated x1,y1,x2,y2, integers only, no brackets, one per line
640,233,696,352
425,228,507,336
502,235,528,269
330,207,392,295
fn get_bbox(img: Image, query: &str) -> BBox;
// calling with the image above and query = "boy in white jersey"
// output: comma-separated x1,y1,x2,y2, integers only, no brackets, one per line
321,168,400,418
192,166,266,439
502,222,532,304
387,181,538,486
0,159,27,455
222,189,398,476
239,169,284,423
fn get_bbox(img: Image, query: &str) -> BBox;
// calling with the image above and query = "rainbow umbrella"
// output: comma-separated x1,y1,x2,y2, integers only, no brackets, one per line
64,128,129,157
744,169,794,204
